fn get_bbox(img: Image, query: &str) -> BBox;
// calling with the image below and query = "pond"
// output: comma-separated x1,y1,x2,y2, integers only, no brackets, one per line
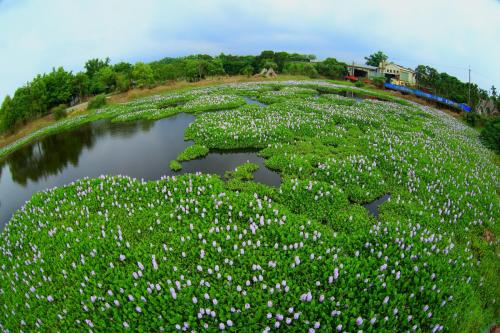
0,112,280,229
363,193,391,218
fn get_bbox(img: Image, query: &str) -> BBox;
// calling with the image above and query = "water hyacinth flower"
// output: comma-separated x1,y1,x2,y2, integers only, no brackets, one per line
170,287,177,299
0,84,497,332
152,255,158,270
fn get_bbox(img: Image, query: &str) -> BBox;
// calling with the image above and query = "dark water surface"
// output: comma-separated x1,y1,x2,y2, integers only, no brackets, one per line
363,193,391,218
242,96,268,107
0,113,280,228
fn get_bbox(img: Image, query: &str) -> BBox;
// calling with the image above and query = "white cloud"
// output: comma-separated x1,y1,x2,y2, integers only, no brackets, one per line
0,0,498,99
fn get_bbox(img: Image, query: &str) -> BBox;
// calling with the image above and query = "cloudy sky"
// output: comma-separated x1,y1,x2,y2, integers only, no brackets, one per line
0,0,498,99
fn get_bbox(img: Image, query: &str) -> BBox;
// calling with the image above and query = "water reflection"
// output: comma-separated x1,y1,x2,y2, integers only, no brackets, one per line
0,113,279,228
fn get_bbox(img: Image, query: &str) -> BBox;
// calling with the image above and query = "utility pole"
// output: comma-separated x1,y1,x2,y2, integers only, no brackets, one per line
468,65,471,105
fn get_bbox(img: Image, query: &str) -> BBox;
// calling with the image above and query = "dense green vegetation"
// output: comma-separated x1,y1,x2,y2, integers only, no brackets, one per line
176,144,210,161
2,49,496,138
480,117,500,152
169,159,182,172
415,65,489,108
364,51,389,67
87,94,107,110
0,80,498,332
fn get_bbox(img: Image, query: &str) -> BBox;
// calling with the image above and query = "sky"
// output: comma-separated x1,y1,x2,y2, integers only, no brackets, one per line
0,0,499,100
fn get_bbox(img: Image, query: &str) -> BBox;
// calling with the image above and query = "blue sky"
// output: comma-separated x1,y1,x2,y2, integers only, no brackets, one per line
0,0,499,100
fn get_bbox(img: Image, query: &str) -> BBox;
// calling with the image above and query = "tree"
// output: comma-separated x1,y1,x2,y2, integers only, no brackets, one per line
283,62,319,78
84,58,110,78
72,72,90,102
113,62,133,77
491,85,497,99
91,66,116,94
316,58,348,79
115,73,131,92
364,51,388,67
480,117,500,152
44,67,74,109
132,62,155,88
0,95,13,132
184,59,204,82
218,54,255,75
240,65,254,77
206,59,226,77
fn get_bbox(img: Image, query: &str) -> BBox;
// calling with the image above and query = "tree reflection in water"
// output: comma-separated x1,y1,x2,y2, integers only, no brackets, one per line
3,120,155,186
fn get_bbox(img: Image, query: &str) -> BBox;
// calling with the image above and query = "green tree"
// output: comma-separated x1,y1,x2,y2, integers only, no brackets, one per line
44,67,74,109
27,75,49,117
72,72,90,101
283,62,319,77
480,117,500,152
113,62,133,77
0,95,13,132
132,62,155,88
91,66,116,94
115,73,131,92
85,58,110,78
316,58,348,79
364,51,388,67
206,59,226,77
218,53,255,75
240,65,254,77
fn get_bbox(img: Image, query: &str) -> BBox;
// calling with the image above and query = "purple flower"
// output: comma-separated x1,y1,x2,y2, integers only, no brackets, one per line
152,255,158,270
356,317,363,326
170,287,177,299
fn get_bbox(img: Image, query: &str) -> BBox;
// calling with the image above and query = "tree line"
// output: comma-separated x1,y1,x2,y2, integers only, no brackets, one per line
0,51,348,133
2,49,496,135
415,65,491,108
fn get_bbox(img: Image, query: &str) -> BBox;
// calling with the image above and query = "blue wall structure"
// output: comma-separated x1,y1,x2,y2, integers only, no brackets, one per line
384,83,472,112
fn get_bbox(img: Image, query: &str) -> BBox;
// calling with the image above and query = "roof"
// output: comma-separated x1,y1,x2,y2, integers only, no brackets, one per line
382,61,415,73
347,63,378,70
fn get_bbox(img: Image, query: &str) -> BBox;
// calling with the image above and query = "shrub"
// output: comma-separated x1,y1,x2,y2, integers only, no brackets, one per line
371,76,385,88
463,111,483,127
240,65,254,77
355,81,365,88
87,94,107,110
283,62,319,78
51,104,67,120
480,117,500,152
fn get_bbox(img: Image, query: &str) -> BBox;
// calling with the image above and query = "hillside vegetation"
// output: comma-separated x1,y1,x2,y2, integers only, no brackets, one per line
0,81,498,332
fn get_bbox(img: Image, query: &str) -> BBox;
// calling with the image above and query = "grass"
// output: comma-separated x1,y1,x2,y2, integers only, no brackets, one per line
0,80,498,332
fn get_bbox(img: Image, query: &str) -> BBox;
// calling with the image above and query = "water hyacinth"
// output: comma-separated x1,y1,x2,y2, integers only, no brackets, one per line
0,80,498,332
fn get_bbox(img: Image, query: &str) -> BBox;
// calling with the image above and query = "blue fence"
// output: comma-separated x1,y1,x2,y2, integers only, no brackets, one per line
384,83,471,112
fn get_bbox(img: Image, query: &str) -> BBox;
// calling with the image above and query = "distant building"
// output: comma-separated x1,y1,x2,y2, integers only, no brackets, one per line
346,61,417,86
379,61,416,86
346,63,381,79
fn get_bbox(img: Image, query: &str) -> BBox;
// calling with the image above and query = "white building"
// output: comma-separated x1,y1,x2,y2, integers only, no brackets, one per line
379,61,416,86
